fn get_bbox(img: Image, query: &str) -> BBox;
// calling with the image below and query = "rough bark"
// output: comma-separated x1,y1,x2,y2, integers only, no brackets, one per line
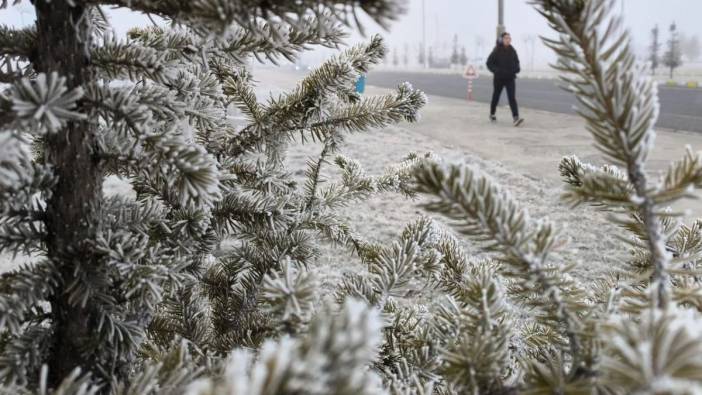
34,0,103,386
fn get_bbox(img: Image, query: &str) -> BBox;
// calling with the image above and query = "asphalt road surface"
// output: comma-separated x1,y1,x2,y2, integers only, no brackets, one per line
368,71,702,133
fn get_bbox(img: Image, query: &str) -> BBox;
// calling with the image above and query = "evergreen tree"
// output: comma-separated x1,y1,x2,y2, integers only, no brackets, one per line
374,0,702,392
459,46,468,66
382,46,390,65
684,34,701,62
450,34,459,66
649,24,660,75
392,47,399,67
4,0,702,394
428,46,434,68
663,22,683,78
402,43,409,67
326,0,702,392
417,43,425,67
0,0,424,391
523,34,536,71
474,35,485,66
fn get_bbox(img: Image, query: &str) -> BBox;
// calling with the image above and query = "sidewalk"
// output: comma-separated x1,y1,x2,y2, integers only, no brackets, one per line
373,65,702,88
253,66,702,218
363,83,702,219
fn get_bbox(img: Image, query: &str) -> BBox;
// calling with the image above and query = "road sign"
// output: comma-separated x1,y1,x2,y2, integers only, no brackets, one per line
463,65,478,101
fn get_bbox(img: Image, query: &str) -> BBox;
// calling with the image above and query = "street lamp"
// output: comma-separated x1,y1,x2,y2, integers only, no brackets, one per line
523,35,536,71
497,0,505,41
422,0,428,69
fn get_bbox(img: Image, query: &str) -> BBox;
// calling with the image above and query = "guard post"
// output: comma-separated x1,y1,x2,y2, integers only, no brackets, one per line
463,65,478,101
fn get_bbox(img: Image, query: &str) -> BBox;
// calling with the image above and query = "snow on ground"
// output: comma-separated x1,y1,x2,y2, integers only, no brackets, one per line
285,124,629,295
0,127,628,296
1,71,630,299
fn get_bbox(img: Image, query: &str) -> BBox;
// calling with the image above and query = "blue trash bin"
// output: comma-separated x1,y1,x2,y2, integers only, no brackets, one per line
355,74,366,94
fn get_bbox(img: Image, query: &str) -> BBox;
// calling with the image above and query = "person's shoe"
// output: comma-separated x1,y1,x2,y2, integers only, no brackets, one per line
513,117,524,127
490,114,497,123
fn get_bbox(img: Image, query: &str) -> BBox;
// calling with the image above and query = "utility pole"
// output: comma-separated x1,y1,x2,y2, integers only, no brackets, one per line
524,35,536,70
497,0,505,41
422,0,428,69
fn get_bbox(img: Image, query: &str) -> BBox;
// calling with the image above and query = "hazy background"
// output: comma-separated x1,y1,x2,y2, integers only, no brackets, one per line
2,0,702,69
340,0,702,69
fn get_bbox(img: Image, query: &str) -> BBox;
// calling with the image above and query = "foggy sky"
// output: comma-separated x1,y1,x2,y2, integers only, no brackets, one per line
2,0,702,67
346,0,702,66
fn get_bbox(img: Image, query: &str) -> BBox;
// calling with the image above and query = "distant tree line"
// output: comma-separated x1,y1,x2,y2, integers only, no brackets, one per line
649,21,700,78
385,34,474,69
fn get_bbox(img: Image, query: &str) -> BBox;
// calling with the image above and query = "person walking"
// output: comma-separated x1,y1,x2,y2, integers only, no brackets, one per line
486,32,524,126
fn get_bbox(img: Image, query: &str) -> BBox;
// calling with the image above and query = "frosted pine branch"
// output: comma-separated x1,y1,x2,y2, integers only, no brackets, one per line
0,25,36,59
223,16,347,64
0,57,31,83
210,189,291,234
312,153,421,211
87,83,185,128
10,72,86,134
0,216,44,256
412,159,589,375
559,155,635,208
0,0,22,9
0,261,56,336
337,218,443,310
302,137,336,210
559,155,682,249
86,84,222,207
92,0,407,34
307,82,427,138
227,69,425,157
600,306,702,393
186,299,385,395
129,17,346,67
261,260,317,329
125,27,199,63
655,147,702,205
533,0,672,307
221,71,265,127
437,264,513,393
0,0,425,390
224,36,397,155
91,39,170,83
0,132,32,194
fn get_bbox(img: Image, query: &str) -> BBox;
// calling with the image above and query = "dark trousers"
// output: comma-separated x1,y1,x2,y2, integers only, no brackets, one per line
490,77,519,118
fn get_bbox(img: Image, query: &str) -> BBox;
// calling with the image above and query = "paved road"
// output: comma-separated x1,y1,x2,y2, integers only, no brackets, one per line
368,71,702,133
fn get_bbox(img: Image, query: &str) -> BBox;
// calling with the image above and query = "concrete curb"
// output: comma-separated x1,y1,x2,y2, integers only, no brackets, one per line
373,68,702,89
662,80,700,89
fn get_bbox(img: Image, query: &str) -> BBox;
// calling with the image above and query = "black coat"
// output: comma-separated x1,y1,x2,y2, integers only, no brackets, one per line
486,45,521,80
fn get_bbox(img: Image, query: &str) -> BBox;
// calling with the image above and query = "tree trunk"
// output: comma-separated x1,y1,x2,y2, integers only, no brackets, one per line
34,1,103,386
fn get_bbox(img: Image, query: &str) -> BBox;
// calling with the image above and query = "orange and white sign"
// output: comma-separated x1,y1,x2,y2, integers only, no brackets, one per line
463,65,478,80
463,65,478,101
